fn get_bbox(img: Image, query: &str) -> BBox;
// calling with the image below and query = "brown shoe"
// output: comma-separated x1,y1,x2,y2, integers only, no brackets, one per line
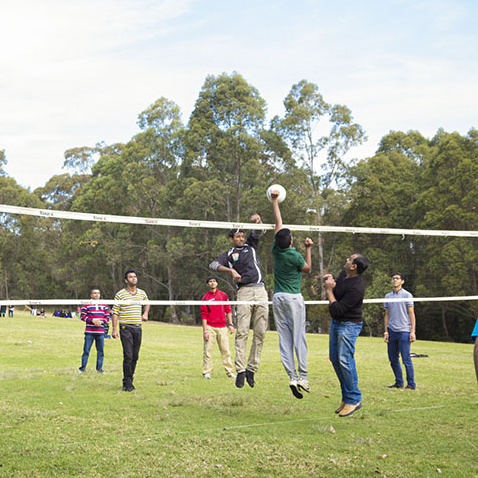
339,402,362,417
335,401,345,414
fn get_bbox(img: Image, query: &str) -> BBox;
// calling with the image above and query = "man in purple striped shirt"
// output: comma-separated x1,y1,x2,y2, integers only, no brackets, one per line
78,288,110,374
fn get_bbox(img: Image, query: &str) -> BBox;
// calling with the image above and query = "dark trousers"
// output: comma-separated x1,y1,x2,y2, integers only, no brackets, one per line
387,328,415,388
120,325,142,387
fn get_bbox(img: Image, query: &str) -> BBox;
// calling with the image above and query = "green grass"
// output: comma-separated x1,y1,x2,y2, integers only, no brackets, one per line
1,312,478,478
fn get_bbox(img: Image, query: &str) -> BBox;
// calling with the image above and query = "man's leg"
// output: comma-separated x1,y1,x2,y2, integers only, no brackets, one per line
216,326,235,376
95,334,105,372
130,326,142,382
120,326,134,388
235,287,254,374
335,322,362,404
203,325,216,376
329,320,346,402
474,338,478,396
273,294,297,380
247,286,268,373
291,294,308,381
387,329,404,387
398,332,415,388
80,334,94,371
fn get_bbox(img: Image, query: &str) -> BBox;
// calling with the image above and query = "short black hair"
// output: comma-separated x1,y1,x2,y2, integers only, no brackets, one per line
124,269,137,279
206,276,217,284
228,228,245,238
353,254,369,274
391,272,403,280
89,287,100,294
275,228,292,249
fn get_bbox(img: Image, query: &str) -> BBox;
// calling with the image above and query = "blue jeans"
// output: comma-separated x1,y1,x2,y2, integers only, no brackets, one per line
80,334,105,371
387,328,415,388
329,320,363,404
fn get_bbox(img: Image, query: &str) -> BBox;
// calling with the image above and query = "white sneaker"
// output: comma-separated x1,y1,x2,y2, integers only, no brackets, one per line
298,379,310,393
289,380,303,399
228,374,236,379
203,373,211,379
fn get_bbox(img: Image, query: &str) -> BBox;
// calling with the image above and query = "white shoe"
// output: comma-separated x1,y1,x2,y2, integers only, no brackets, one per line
289,380,303,399
228,374,236,379
298,379,310,393
203,373,211,379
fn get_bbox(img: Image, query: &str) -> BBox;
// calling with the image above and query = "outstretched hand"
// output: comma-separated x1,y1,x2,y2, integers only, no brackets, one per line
250,214,262,224
304,237,313,247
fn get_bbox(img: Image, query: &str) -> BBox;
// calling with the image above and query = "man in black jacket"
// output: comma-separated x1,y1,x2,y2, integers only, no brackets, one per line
209,214,268,389
324,253,369,417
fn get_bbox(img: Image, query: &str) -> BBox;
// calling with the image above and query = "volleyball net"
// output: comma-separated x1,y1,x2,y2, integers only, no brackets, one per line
1,203,477,307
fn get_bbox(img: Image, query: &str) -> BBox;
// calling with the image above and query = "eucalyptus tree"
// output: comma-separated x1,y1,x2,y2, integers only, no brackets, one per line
412,128,478,341
276,80,366,295
184,72,267,221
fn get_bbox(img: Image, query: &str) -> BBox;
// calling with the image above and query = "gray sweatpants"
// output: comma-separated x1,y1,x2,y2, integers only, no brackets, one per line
272,292,308,381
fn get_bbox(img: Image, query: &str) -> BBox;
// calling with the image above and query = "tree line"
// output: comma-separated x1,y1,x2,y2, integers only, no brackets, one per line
1,72,477,343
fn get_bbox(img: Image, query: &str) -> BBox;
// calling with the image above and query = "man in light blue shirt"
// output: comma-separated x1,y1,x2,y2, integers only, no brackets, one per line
384,273,416,389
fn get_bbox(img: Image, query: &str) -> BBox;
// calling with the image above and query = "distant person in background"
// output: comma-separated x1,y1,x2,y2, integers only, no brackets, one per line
384,273,416,390
112,270,149,392
200,276,236,380
472,318,478,403
8,305,14,317
0,305,6,317
39,308,46,318
78,288,110,374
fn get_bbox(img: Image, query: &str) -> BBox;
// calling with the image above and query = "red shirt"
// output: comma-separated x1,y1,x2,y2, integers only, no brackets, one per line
200,289,231,327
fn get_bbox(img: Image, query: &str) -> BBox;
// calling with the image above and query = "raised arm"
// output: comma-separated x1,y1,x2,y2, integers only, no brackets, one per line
301,238,313,273
270,192,283,234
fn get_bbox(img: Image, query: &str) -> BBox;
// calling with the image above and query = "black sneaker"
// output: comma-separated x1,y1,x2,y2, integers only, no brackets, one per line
122,385,135,392
235,371,245,388
246,370,255,388
387,383,404,388
405,385,416,390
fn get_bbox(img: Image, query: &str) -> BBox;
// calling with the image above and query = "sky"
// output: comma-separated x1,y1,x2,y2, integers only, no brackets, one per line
1,0,477,190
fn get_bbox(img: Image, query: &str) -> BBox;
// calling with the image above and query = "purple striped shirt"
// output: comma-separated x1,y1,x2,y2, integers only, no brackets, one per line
81,304,110,334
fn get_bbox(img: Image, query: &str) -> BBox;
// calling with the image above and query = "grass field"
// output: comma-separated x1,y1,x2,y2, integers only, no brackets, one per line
1,312,478,478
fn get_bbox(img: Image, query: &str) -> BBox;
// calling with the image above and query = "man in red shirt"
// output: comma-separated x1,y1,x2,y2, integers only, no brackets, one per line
201,277,236,379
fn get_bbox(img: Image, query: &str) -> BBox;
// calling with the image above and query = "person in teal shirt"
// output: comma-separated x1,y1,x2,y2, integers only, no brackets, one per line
270,189,313,399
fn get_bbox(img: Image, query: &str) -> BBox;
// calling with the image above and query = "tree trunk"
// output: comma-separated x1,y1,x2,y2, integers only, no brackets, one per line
167,262,179,323
441,306,450,340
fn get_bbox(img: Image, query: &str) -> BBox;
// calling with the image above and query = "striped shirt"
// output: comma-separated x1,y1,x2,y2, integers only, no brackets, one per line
80,304,110,334
112,288,148,326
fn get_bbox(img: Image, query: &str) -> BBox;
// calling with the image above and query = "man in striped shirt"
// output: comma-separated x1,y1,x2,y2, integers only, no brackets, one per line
78,288,110,374
112,270,150,392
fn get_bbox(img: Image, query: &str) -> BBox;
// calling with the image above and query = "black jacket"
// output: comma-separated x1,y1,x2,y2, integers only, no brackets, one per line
209,232,264,287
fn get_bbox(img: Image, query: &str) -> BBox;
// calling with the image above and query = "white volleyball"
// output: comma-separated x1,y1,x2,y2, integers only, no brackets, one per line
266,184,287,203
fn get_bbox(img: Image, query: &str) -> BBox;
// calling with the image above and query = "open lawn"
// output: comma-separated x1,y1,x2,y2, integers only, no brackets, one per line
1,312,478,477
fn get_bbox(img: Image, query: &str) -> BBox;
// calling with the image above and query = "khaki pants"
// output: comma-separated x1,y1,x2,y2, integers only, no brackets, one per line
203,325,235,376
235,285,269,373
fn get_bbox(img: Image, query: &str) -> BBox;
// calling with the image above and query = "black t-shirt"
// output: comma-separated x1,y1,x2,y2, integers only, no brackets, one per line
329,270,365,323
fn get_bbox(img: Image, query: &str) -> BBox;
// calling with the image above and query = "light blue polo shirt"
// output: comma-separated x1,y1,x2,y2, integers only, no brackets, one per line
384,288,414,332
471,318,478,339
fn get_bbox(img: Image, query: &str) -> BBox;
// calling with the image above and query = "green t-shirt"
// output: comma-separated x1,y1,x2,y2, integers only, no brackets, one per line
272,236,305,294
